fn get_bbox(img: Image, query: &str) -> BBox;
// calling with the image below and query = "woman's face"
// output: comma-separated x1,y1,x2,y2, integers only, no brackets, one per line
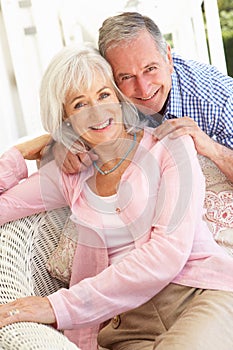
64,73,123,147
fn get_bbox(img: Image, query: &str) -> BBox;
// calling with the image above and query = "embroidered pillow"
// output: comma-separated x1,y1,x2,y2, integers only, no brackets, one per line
198,155,233,255
46,216,78,283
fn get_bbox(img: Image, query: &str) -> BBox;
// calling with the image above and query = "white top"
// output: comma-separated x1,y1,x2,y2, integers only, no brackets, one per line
83,182,134,264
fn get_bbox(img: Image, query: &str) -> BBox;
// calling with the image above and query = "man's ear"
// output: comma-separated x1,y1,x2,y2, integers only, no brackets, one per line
166,44,174,73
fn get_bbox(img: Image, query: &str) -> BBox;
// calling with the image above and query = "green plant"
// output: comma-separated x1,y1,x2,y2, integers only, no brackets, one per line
218,0,233,76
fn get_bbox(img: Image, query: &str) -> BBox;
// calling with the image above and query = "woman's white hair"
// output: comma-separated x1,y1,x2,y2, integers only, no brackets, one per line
40,43,141,152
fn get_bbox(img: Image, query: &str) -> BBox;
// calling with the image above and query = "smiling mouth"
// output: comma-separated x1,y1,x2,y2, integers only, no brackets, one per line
136,91,158,101
90,118,112,130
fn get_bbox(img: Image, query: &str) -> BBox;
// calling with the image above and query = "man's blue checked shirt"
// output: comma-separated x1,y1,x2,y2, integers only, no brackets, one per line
163,53,233,149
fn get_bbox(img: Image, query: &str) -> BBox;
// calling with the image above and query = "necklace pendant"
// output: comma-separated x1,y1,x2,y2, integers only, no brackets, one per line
103,170,109,175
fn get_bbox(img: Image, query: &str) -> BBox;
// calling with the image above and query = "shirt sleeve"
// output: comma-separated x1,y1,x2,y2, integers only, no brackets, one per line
217,94,233,149
48,135,206,330
167,57,233,149
0,147,68,225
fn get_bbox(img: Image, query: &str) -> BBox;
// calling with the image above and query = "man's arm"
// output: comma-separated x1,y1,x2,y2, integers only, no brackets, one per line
209,141,233,182
153,117,233,182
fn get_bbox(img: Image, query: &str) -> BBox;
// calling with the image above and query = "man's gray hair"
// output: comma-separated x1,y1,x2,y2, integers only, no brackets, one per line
98,12,167,59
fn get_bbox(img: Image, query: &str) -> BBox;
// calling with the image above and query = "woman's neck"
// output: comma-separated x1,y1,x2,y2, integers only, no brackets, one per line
94,131,135,164
92,129,143,179
87,130,143,196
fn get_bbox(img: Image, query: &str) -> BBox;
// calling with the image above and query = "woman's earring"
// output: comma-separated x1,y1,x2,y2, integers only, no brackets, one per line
65,121,71,127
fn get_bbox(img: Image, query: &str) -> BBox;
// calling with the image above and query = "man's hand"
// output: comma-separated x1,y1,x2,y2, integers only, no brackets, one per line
52,142,98,174
153,116,233,182
153,117,217,158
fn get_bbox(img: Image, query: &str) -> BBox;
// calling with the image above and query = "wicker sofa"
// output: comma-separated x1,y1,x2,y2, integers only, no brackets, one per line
0,206,80,350
0,156,232,349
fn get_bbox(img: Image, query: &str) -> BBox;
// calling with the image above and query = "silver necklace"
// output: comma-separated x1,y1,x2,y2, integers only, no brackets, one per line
93,133,137,175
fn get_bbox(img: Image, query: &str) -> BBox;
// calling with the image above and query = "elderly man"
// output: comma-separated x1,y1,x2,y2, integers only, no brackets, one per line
54,12,233,181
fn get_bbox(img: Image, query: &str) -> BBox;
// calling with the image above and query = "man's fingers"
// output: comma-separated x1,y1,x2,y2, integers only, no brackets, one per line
78,151,97,168
59,152,97,174
168,126,198,139
52,142,97,174
153,120,178,140
153,118,198,140
60,154,82,174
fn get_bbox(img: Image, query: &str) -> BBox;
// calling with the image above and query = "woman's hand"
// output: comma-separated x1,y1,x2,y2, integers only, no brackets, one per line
0,296,56,328
15,134,52,161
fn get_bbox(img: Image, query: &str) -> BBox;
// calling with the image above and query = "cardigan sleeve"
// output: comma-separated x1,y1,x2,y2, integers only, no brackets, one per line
0,147,68,225
0,147,28,193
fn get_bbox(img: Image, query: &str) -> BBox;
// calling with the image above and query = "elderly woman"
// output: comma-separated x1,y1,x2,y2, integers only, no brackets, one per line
0,44,233,350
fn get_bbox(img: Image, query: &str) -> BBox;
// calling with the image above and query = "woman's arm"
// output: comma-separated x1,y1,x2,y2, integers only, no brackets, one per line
15,134,51,161
0,137,67,225
0,147,28,193
0,135,51,194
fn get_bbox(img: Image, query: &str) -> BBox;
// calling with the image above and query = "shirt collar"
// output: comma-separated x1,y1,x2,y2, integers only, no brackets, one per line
163,68,183,120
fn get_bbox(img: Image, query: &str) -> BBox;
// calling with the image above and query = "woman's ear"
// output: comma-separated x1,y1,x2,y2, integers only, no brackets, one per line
62,108,71,127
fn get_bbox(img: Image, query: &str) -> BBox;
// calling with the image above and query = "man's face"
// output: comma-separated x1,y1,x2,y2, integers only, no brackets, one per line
105,30,173,115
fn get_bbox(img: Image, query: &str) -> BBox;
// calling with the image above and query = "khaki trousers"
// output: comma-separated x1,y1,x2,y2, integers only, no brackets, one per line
97,283,233,350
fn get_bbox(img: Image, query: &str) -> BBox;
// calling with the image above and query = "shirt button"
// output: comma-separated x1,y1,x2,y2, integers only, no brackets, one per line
115,207,121,214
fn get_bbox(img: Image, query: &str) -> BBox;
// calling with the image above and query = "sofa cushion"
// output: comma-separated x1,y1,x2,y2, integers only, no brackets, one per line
198,155,233,255
46,215,78,284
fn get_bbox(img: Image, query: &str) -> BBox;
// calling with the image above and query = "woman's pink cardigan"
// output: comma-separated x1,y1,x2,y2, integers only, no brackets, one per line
1,129,233,350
